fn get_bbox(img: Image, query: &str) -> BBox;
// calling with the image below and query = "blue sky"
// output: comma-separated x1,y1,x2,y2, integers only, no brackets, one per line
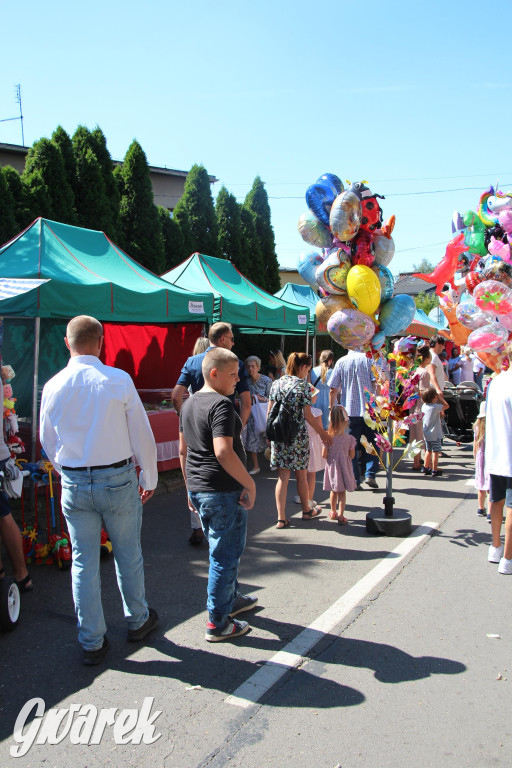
1,0,511,276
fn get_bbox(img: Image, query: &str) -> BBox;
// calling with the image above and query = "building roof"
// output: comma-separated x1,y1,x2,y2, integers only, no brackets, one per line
393,273,436,296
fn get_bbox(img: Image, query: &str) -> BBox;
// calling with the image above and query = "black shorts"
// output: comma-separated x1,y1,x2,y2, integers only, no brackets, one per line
489,474,512,507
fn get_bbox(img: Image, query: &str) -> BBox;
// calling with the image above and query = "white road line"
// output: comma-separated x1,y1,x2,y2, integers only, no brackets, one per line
226,522,439,708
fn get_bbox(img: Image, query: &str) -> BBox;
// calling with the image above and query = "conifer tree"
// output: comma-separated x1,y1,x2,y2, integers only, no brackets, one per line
239,206,266,287
243,176,280,293
22,137,77,224
74,148,109,231
0,171,18,244
158,206,185,271
51,126,77,202
1,166,32,231
91,127,121,240
173,164,220,257
216,186,250,275
172,204,193,258
118,140,164,273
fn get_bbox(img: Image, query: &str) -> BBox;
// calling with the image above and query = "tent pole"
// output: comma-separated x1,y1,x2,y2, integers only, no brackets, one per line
280,335,285,354
305,329,309,355
31,317,40,463
312,334,316,365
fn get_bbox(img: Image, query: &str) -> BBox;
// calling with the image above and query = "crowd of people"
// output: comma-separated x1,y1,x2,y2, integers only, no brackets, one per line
1,316,511,662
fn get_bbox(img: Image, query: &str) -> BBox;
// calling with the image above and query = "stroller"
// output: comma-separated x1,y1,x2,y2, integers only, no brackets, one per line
442,380,483,443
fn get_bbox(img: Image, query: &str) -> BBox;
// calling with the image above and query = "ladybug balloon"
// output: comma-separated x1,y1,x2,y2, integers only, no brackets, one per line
347,181,384,233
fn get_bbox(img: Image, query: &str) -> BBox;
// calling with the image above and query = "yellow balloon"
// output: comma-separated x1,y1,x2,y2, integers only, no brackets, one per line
346,265,382,316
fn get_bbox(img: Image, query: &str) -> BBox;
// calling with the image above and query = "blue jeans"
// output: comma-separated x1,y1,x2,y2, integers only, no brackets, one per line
189,490,247,628
60,463,149,651
349,416,380,485
474,371,484,391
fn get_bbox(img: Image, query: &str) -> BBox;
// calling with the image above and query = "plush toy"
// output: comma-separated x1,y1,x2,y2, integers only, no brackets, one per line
6,434,25,454
1,364,15,383
3,384,16,417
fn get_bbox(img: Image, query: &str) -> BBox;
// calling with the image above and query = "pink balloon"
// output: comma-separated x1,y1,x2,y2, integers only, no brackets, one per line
473,280,512,315
468,322,509,352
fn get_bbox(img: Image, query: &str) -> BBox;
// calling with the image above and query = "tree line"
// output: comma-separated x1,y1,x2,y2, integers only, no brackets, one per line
0,125,281,294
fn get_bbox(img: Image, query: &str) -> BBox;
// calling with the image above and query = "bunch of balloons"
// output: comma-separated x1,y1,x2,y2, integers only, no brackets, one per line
415,185,512,372
297,173,416,351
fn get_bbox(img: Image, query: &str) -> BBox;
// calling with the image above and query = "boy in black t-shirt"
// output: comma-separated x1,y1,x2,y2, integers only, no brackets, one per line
179,348,257,641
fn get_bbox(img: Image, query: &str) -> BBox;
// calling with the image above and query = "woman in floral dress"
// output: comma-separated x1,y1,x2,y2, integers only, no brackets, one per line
268,352,331,528
244,356,272,475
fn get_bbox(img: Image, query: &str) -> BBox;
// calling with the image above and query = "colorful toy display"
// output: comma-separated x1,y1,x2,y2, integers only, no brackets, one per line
434,184,512,372
297,172,415,351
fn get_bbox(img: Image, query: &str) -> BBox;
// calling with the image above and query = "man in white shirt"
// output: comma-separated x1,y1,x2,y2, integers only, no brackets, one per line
485,345,512,574
40,316,158,665
472,355,486,391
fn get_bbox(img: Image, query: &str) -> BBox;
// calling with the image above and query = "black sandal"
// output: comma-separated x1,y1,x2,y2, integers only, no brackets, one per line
16,574,33,593
276,520,290,529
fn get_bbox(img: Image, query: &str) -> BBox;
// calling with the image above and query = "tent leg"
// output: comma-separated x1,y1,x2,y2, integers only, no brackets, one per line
31,317,40,463
312,334,316,364
305,329,309,355
280,335,285,354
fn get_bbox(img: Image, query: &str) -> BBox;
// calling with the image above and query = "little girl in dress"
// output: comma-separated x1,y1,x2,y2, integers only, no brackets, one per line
473,401,489,520
322,405,356,524
305,390,326,514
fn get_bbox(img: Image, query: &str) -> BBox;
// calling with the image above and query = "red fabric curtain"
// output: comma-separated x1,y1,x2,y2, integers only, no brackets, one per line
100,323,203,388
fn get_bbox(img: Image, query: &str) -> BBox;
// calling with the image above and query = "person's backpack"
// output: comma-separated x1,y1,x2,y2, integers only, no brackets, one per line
266,379,301,444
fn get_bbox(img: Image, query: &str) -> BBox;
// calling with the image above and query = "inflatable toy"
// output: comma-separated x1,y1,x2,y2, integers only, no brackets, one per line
372,295,416,349
315,249,352,294
372,265,394,303
465,271,482,294
329,191,362,242
306,178,338,226
473,279,512,315
413,233,468,296
327,308,375,350
297,251,325,289
373,234,395,266
468,321,509,352
455,299,489,330
315,293,353,326
346,265,381,315
298,211,332,249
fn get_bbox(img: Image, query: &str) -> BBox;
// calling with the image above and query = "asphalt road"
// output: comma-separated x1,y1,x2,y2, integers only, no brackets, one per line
1,442,509,767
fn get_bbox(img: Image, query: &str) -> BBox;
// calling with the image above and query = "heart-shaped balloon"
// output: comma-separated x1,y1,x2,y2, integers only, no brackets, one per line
329,191,362,242
306,180,337,226
315,249,352,294
318,173,344,196
298,211,333,249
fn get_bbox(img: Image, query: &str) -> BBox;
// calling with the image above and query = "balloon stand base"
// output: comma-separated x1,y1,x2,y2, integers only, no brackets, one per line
366,507,412,537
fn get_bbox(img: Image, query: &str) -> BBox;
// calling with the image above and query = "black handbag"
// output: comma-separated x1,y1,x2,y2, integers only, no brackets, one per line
266,379,301,444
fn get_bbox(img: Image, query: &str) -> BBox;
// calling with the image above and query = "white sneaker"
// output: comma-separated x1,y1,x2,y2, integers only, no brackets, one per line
293,495,301,504
498,557,512,575
489,544,504,563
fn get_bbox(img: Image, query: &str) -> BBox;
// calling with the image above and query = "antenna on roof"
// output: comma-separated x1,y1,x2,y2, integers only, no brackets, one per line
0,84,24,145
15,84,24,146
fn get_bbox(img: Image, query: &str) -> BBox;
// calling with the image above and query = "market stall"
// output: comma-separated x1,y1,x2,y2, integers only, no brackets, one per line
0,218,214,468
162,252,311,335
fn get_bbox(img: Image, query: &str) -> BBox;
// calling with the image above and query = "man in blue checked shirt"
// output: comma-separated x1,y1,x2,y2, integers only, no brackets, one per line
329,350,379,489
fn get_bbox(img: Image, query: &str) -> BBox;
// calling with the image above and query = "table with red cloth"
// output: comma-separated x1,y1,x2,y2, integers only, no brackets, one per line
146,409,180,471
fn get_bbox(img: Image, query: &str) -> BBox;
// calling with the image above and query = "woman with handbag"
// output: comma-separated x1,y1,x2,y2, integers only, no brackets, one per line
268,352,331,529
244,356,272,475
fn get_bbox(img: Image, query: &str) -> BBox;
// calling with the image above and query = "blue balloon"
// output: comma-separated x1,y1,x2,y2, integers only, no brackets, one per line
306,180,337,226
318,173,344,196
297,251,325,289
372,265,394,303
372,294,416,349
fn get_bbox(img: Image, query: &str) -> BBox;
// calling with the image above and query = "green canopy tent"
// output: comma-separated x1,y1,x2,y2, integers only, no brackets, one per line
161,253,311,337
0,218,214,457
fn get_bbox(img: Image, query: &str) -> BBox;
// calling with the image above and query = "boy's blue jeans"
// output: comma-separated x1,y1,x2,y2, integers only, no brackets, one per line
188,490,247,628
